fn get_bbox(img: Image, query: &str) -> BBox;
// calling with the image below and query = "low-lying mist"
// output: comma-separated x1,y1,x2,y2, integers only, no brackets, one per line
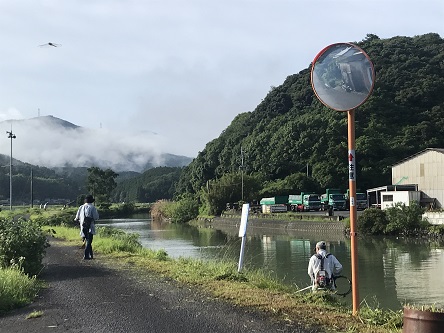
0,116,186,172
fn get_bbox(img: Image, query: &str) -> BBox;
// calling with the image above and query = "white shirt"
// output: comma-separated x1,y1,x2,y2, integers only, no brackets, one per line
75,203,99,237
307,249,342,283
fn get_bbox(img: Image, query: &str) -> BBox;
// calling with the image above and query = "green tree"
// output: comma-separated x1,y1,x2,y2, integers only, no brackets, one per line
259,173,321,197
170,194,199,223
87,167,118,203
199,172,262,215
112,167,182,203
385,201,428,235
357,208,388,235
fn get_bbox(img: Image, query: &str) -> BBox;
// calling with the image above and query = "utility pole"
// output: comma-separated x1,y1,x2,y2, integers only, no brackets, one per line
31,169,34,208
240,147,245,203
7,129,16,210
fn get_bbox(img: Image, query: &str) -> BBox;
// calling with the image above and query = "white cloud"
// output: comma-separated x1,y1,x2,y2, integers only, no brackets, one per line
0,108,25,122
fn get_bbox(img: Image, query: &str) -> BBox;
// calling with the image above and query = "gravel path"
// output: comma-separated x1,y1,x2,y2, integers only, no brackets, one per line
0,239,321,333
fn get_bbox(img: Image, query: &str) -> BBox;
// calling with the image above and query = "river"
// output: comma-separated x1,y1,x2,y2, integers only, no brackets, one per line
97,217,444,310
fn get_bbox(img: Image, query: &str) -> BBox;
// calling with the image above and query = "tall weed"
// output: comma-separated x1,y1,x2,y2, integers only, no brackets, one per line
0,218,49,275
0,265,40,312
95,226,142,253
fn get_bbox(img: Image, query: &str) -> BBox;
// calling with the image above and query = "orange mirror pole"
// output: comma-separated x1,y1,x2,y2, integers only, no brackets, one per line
310,42,374,316
347,109,359,315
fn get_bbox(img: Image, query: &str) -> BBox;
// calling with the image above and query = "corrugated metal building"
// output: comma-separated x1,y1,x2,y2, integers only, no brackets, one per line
391,148,444,209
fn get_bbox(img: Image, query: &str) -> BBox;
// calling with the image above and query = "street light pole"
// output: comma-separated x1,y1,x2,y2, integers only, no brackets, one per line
7,130,16,210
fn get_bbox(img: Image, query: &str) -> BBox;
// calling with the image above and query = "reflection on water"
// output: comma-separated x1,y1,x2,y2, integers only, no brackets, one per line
98,218,444,310
99,218,238,259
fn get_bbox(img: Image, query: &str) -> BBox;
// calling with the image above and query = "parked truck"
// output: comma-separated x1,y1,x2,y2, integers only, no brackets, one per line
344,190,368,210
288,193,321,212
320,188,346,210
260,196,289,213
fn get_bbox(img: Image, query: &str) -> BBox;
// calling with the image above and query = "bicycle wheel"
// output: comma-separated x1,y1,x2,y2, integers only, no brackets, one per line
333,275,352,297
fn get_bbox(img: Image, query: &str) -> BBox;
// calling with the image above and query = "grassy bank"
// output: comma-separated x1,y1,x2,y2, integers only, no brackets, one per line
48,225,403,333
0,202,150,223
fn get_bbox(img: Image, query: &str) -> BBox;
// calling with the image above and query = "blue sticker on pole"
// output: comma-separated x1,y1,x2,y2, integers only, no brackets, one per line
348,150,356,181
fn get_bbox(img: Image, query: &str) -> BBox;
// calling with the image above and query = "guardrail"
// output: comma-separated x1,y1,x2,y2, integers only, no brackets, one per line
221,212,344,222
423,211,444,225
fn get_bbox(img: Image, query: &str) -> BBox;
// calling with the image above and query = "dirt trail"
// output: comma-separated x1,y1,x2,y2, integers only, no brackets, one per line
0,239,319,333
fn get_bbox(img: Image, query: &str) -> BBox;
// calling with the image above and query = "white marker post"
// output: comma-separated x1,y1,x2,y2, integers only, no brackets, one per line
237,203,250,273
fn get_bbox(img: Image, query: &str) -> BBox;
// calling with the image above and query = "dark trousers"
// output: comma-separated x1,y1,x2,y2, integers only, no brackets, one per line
84,234,94,259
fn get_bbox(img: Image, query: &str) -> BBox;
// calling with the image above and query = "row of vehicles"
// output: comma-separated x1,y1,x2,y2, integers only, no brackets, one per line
259,189,368,213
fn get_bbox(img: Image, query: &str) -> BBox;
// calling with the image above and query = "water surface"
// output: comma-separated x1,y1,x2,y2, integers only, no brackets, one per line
98,218,444,310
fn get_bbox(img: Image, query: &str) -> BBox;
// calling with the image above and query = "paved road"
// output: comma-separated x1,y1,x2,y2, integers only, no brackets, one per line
0,239,321,333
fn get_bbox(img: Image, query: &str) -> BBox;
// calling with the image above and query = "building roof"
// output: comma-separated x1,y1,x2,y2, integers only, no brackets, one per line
366,184,418,193
391,148,444,167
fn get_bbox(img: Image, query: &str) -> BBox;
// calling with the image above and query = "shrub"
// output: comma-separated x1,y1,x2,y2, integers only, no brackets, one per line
153,249,169,261
41,211,75,227
150,197,198,223
117,202,135,215
98,203,112,210
357,208,388,235
342,217,350,229
170,195,199,223
0,218,49,276
150,200,174,220
28,209,78,228
358,202,429,236
428,224,444,237
385,201,428,235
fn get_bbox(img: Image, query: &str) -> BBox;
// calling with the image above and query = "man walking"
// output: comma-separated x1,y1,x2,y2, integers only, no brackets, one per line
75,195,99,260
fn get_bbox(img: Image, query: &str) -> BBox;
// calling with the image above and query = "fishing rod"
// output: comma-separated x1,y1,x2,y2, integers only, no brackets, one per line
294,285,313,293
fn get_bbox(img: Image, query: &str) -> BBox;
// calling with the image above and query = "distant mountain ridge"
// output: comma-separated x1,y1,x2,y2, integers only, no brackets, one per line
0,115,193,172
3,115,80,130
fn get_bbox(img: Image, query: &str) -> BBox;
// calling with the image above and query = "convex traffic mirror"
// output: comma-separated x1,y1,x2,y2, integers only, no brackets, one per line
311,43,375,111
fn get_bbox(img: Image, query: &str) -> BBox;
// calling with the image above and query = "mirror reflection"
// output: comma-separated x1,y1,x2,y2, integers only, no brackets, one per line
311,43,375,111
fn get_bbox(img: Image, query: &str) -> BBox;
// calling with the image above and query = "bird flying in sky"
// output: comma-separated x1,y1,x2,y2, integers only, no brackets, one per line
39,42,61,47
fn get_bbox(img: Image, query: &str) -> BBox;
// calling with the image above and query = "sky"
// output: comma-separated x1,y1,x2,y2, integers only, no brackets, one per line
0,0,443,169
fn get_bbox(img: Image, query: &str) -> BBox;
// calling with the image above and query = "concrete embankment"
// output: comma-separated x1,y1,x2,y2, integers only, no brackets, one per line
201,214,347,240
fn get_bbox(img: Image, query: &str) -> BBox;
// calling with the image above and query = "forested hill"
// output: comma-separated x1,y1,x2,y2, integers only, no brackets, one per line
112,167,183,203
0,154,86,203
175,33,444,198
